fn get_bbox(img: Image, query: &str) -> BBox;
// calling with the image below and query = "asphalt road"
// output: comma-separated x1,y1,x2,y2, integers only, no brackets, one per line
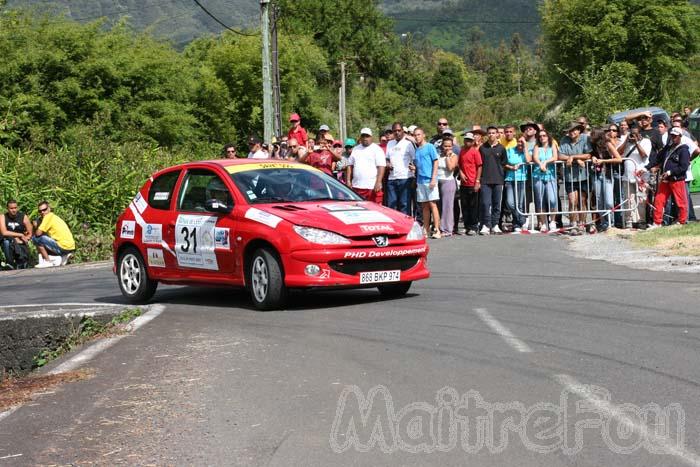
1,235,700,466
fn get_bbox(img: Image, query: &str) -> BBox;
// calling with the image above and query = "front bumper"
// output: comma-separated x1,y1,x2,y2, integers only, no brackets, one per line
283,243,430,287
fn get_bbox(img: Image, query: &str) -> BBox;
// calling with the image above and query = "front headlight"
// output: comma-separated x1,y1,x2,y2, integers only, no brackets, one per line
293,225,351,244
406,221,425,240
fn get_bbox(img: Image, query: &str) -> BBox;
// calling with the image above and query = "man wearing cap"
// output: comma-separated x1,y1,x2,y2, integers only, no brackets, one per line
247,136,267,159
287,113,308,148
385,122,416,215
458,132,482,235
625,111,663,154
647,127,691,227
346,128,386,204
659,120,700,223
335,138,355,183
558,122,592,229
317,124,331,142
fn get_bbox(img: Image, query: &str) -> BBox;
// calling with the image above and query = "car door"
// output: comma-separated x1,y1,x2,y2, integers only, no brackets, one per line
142,169,182,278
172,168,237,279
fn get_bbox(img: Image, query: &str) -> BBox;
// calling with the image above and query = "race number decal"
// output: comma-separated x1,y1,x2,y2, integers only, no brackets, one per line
175,215,218,270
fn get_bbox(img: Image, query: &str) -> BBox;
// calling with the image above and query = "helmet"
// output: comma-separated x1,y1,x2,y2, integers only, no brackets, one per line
206,178,230,204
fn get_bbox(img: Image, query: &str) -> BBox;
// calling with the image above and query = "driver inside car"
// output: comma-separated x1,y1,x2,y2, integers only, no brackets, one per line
206,177,232,210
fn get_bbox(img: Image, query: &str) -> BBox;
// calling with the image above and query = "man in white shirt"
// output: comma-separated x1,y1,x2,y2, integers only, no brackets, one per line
385,122,416,215
621,127,652,228
247,136,267,159
346,128,386,204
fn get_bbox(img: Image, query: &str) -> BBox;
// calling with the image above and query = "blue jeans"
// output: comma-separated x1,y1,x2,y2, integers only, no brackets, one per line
534,178,558,213
480,184,503,229
504,181,526,228
594,173,614,229
386,178,412,215
32,235,72,256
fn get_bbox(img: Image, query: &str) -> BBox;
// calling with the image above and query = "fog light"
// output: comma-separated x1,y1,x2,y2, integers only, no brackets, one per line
305,264,321,276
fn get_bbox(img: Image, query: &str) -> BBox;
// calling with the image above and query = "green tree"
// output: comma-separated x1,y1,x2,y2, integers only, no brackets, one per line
541,0,699,101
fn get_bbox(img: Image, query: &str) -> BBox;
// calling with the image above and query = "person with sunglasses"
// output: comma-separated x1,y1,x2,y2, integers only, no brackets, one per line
221,143,238,159
32,201,75,268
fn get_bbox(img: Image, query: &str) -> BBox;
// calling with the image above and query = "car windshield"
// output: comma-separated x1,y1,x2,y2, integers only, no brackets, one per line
230,168,362,204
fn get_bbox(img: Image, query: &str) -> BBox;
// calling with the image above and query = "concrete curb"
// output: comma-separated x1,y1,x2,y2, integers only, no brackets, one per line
0,303,128,376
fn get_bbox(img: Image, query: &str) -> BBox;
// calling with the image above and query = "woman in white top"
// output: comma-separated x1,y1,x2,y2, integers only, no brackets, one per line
437,138,458,236
620,127,651,228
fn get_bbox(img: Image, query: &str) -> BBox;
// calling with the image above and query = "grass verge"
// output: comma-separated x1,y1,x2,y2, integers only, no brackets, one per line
631,223,700,256
0,369,94,412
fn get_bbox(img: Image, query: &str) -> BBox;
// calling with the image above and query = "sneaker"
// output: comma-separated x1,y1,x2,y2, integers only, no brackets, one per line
479,226,490,236
50,256,62,267
61,252,74,266
538,224,548,232
522,218,529,230
467,229,477,236
549,221,557,232
36,261,55,269
431,231,442,239
491,225,503,234
646,224,662,230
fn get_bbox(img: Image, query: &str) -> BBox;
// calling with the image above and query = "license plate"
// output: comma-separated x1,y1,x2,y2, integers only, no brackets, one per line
359,270,401,284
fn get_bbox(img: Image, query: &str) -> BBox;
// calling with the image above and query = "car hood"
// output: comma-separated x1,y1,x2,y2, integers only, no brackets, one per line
251,201,413,236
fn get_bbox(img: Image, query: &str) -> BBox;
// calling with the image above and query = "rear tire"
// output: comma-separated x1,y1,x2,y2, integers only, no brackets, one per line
247,247,287,311
117,247,158,304
377,281,412,298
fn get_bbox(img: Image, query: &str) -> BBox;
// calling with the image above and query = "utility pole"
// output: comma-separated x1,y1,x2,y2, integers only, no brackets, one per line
339,61,347,143
260,0,273,143
271,3,282,138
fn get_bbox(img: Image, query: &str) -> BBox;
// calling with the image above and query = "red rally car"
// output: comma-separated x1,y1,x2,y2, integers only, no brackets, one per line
113,159,430,310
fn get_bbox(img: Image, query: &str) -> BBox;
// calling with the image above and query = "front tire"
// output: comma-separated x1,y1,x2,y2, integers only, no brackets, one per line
117,247,158,303
377,281,412,298
247,247,287,311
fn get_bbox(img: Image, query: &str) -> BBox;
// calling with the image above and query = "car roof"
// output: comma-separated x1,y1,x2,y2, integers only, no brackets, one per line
608,107,669,124
149,158,306,179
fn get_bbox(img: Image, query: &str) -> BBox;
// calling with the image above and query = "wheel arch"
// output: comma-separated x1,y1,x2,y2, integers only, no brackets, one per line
243,239,284,287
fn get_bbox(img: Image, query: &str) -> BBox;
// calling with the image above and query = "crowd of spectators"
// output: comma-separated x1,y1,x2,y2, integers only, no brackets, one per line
223,109,699,239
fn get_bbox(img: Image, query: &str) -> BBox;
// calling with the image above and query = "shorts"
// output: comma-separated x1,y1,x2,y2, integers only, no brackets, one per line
32,235,74,256
564,180,589,194
416,183,439,203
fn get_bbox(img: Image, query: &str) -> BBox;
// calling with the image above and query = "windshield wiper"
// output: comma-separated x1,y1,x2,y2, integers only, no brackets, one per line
303,196,336,201
253,196,289,203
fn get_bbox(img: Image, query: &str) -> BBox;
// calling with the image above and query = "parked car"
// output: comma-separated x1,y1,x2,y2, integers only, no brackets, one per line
608,106,670,128
113,159,430,310
688,108,700,142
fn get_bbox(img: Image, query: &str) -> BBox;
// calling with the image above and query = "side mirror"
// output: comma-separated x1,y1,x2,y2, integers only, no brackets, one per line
205,199,233,214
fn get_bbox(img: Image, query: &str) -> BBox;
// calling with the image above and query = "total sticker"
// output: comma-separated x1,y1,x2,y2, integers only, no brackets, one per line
245,208,283,229
142,223,163,244
147,248,166,268
133,192,148,213
330,210,394,225
175,215,218,270
120,220,135,239
359,224,395,233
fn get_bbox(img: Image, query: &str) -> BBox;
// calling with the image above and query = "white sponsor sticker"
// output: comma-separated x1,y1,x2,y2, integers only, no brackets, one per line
359,224,395,233
147,248,165,268
120,220,135,239
322,203,366,212
133,192,148,213
142,223,163,244
175,215,218,270
330,210,394,225
244,208,283,228
153,192,169,201
214,227,230,249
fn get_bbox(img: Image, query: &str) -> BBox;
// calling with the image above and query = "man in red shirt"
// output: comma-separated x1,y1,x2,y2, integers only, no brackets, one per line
299,135,339,176
287,113,308,148
458,132,483,235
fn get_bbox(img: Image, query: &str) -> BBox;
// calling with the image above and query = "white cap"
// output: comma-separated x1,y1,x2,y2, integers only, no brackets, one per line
319,124,330,131
360,127,373,136
442,127,454,136
463,132,475,140
670,127,683,136
407,125,417,133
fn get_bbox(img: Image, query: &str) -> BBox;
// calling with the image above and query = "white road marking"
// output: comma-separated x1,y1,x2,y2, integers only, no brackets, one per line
0,453,23,459
48,304,165,375
0,406,19,423
0,302,124,309
473,307,532,353
555,374,700,467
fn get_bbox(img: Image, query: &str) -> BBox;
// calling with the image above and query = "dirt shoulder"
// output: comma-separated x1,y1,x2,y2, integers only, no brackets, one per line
566,227,700,273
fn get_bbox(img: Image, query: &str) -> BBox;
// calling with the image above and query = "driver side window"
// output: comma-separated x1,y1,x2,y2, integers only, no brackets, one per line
178,169,233,213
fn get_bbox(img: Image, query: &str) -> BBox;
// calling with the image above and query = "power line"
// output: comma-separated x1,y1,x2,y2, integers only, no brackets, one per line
192,0,257,36
390,17,541,25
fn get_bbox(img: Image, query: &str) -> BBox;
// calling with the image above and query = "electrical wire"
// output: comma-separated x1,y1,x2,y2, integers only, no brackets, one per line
191,0,257,36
